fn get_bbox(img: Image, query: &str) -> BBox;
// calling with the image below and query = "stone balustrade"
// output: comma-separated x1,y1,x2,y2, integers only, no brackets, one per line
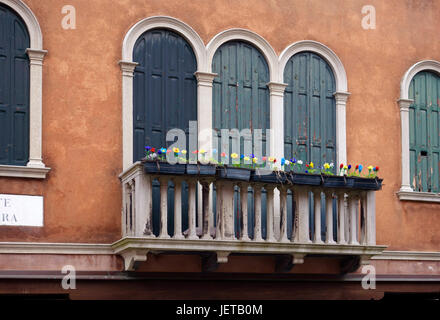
113,162,386,271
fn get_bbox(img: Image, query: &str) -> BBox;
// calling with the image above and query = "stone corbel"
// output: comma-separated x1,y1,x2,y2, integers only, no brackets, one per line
275,253,306,273
120,248,149,271
201,251,230,272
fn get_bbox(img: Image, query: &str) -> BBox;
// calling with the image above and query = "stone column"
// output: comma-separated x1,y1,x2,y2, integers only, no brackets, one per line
119,60,138,170
267,82,288,239
26,49,48,169
195,72,217,157
397,98,414,192
334,91,350,168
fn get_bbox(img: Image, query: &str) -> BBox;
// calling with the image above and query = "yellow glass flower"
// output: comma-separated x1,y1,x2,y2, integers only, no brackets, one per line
231,153,238,159
181,150,187,154
252,157,258,163
324,163,330,169
367,165,373,171
173,147,180,153
310,162,314,168
199,149,206,154
268,157,275,162
343,165,348,170
244,156,250,161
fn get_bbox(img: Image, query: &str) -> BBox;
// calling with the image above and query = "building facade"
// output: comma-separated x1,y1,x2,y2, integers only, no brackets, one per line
0,0,439,299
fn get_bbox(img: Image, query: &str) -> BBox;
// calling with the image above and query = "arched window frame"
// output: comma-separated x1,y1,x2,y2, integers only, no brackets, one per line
0,0,49,178
121,20,349,174
279,40,349,167
397,60,440,202
121,23,349,237
120,16,206,170
206,29,280,161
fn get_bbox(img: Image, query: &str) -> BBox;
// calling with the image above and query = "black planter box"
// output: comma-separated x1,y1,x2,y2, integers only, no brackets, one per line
350,177,383,190
288,173,322,186
251,168,288,183
143,161,186,175
186,163,217,176
322,175,348,188
217,166,251,181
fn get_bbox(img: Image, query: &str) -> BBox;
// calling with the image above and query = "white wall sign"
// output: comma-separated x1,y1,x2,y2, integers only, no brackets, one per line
0,194,43,227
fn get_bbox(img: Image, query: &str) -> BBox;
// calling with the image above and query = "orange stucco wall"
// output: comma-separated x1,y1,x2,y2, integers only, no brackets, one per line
0,0,439,254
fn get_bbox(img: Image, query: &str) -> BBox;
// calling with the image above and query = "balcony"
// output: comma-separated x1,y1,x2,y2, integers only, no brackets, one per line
113,162,386,271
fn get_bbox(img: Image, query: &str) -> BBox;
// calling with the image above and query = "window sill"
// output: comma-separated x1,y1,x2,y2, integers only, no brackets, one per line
397,190,440,203
0,165,51,179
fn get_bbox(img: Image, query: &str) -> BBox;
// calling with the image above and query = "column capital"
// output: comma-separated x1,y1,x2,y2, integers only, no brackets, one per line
119,60,138,76
267,82,288,96
397,98,413,111
26,48,48,65
333,91,351,103
194,71,217,84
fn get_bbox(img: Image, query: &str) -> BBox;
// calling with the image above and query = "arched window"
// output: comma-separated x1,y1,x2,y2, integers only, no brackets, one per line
408,71,440,193
283,51,337,241
212,40,270,157
0,0,48,178
0,3,30,166
132,28,197,161
212,40,270,238
398,60,440,201
132,28,198,236
283,52,336,169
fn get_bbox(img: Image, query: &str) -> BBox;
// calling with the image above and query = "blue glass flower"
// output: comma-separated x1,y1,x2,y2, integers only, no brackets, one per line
359,164,363,172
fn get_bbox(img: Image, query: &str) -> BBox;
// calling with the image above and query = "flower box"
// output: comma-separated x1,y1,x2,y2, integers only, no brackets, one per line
289,173,322,186
349,177,383,190
322,175,348,188
217,166,252,181
251,168,288,183
186,163,217,176
143,160,186,175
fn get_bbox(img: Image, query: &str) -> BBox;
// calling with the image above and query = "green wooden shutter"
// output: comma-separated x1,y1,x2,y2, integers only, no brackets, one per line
409,71,440,193
212,41,270,157
133,29,197,161
133,29,198,236
283,52,337,241
212,41,270,239
283,52,336,168
0,4,30,166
